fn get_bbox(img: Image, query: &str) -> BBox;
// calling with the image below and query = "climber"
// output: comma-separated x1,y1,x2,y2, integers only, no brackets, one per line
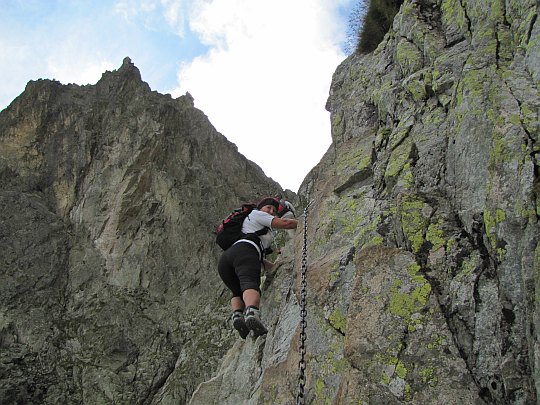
217,197,298,339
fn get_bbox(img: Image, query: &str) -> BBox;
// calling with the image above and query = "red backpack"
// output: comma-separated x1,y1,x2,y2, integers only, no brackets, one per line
215,204,268,250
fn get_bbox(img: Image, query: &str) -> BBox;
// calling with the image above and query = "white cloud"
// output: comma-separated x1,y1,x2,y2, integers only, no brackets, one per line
114,0,187,37
161,0,186,37
42,21,117,86
173,0,350,191
47,58,116,86
114,0,158,21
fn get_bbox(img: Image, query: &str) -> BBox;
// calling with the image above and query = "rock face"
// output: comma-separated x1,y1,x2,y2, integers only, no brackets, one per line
0,57,284,404
1,0,539,403
190,0,540,404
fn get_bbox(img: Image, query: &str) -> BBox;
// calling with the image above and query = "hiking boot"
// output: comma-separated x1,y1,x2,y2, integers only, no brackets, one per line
232,311,249,339
245,306,268,337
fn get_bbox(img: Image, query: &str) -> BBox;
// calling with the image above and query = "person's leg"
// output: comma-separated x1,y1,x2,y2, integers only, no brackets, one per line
218,250,249,338
233,244,268,336
231,296,245,312
218,250,243,298
242,289,260,308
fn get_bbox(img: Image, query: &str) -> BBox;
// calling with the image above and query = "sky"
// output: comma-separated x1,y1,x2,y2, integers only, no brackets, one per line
1,0,357,192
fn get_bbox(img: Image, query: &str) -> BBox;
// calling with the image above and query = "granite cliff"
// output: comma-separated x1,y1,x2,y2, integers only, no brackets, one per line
1,0,540,404
0,57,285,404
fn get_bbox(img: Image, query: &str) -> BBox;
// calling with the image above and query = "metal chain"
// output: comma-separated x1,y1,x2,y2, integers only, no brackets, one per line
296,201,311,405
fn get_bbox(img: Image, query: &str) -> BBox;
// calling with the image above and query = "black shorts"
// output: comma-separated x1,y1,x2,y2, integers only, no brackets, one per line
217,242,261,297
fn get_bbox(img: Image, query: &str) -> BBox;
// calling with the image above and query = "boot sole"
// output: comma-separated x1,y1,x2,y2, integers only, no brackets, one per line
233,318,250,339
246,316,268,337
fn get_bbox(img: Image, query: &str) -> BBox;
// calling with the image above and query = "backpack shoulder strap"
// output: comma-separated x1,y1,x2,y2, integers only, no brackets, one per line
255,227,269,236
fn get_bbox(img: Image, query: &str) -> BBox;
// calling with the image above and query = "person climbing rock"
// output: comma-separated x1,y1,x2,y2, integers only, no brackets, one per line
217,197,298,338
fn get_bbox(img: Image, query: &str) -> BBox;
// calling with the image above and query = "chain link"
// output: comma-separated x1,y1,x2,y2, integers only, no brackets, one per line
296,201,311,405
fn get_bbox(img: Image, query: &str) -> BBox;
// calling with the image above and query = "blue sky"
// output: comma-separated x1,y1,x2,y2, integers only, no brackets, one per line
1,0,358,192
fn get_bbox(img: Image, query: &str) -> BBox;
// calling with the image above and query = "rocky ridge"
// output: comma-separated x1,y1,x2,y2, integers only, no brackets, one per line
0,57,285,404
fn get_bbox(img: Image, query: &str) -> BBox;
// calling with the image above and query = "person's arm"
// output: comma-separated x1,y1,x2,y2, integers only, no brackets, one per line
271,217,298,229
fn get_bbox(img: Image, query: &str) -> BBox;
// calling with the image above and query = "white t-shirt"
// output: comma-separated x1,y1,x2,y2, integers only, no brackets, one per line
241,209,275,249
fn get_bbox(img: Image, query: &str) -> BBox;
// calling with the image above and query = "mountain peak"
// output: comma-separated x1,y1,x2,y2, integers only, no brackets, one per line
96,56,150,96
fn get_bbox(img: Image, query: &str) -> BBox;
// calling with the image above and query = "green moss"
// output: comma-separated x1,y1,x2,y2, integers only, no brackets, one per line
364,235,384,247
457,69,488,105
441,0,468,34
427,333,445,350
389,116,415,150
341,209,365,237
497,247,507,262
404,71,429,101
484,209,496,238
401,163,414,188
404,383,412,401
520,103,537,134
495,209,506,223
489,132,514,169
333,113,343,127
382,355,409,381
456,253,480,282
381,372,391,385
484,208,506,249
420,366,438,387
399,196,428,253
426,219,446,251
327,338,349,374
353,214,381,249
329,309,347,334
395,359,407,379
396,40,424,75
314,378,329,404
486,108,506,127
516,200,536,224
332,112,345,139
314,195,368,255
414,281,431,305
329,269,340,286
386,140,413,179
329,355,350,374
336,144,373,172
312,337,350,403
375,127,392,149
518,8,538,47
510,114,521,126
371,80,394,117
388,263,431,327
399,269,429,326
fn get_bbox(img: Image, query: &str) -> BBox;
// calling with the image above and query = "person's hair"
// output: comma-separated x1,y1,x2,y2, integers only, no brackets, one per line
257,197,279,210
